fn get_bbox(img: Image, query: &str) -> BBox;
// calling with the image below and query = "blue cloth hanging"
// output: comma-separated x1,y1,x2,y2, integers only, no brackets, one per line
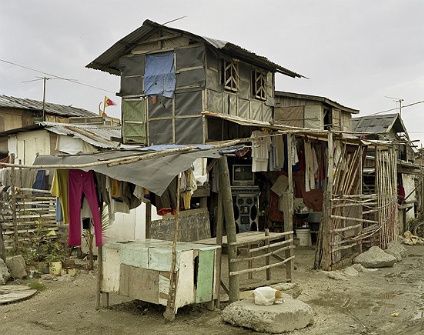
143,52,176,98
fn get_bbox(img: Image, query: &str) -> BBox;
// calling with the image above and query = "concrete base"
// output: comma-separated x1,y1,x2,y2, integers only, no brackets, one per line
354,246,396,268
222,294,314,333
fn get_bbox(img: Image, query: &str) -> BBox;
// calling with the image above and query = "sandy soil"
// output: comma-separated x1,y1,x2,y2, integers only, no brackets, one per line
1,245,424,335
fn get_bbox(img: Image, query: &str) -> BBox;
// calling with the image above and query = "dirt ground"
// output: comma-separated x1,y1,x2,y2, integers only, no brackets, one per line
2,245,424,335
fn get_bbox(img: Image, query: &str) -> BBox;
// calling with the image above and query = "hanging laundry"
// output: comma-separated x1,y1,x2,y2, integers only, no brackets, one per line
33,170,49,190
51,169,70,224
304,140,318,192
251,130,272,172
68,170,102,247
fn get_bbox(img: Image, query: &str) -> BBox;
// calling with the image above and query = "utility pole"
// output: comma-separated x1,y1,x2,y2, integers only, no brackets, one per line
398,98,404,117
385,96,404,117
42,77,47,121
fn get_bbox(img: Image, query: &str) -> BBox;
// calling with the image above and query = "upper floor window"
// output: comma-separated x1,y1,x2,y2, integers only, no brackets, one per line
251,70,266,100
222,59,239,92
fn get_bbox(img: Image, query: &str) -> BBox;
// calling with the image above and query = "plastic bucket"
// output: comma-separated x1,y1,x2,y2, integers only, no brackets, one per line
296,229,311,247
49,261,62,276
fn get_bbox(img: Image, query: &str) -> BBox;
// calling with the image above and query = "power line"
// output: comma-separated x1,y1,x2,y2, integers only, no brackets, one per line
368,100,424,116
0,58,114,94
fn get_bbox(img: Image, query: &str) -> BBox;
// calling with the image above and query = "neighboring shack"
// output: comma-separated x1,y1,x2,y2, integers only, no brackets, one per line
274,91,359,131
352,113,419,231
86,19,303,146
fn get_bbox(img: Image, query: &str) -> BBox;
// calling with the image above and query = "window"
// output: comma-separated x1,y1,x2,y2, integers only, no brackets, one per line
222,59,239,92
251,70,266,100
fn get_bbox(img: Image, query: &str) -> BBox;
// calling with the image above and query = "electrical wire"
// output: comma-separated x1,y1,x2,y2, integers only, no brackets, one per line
0,58,114,93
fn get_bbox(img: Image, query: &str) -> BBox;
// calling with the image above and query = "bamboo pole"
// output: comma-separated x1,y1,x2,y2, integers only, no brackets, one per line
164,175,181,321
319,131,334,270
10,154,18,253
230,256,295,276
285,134,294,281
218,157,239,302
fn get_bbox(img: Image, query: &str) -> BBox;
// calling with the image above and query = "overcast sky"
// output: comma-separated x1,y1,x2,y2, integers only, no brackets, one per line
1,1,423,143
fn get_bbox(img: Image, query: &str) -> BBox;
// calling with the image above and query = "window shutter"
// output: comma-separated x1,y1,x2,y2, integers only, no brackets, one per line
122,99,147,144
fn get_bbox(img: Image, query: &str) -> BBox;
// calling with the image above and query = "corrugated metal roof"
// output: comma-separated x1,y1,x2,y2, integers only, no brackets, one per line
352,114,406,133
87,19,303,78
0,95,97,118
275,91,359,114
42,122,121,149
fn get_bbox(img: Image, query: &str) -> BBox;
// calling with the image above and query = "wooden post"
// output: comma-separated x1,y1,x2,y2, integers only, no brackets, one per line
320,131,334,270
218,156,239,302
10,154,18,253
265,229,271,281
285,134,294,281
145,199,152,239
96,245,103,310
164,175,181,321
215,190,223,308
0,210,5,262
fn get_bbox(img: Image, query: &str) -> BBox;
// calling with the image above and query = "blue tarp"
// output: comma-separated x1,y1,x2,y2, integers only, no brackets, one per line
143,52,176,98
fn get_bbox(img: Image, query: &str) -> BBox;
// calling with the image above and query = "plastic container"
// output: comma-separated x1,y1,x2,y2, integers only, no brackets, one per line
296,228,312,247
49,261,62,276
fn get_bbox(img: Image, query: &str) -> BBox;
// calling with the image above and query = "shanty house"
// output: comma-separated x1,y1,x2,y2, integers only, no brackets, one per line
0,95,100,163
274,91,359,131
87,19,302,146
0,121,121,165
352,113,419,229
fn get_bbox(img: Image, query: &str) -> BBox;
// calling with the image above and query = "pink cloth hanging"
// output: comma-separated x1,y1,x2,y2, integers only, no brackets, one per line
68,169,103,247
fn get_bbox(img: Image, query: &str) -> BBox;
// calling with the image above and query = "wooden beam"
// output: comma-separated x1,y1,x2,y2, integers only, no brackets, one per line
218,156,239,302
230,256,295,276
163,175,181,321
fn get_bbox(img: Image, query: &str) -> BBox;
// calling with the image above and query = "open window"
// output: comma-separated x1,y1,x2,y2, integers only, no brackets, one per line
221,59,239,92
251,70,266,100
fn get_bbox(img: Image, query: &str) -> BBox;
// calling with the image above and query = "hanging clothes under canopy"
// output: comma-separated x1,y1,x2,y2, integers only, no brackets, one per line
34,148,220,196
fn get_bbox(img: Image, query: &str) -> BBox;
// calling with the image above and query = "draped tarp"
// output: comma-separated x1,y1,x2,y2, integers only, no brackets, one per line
34,147,219,196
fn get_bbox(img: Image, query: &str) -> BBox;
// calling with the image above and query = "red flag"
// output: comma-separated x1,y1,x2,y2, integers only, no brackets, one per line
104,96,115,107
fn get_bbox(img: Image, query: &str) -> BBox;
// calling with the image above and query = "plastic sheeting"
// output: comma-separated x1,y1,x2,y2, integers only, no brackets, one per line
176,68,205,88
149,119,173,144
144,52,176,98
121,76,143,96
119,55,145,76
148,96,173,118
34,148,220,196
175,91,202,116
176,46,204,70
175,117,203,144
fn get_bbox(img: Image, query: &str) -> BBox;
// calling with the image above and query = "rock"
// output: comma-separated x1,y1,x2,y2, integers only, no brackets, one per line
385,240,408,261
352,263,378,272
271,282,302,299
325,271,348,281
6,255,27,279
222,294,313,333
343,266,359,277
41,274,55,281
0,259,11,285
354,246,397,268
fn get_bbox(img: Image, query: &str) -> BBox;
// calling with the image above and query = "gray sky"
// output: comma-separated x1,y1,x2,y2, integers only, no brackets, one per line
1,1,424,143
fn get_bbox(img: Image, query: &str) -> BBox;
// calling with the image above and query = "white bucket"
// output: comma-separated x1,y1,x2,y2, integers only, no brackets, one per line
296,229,311,247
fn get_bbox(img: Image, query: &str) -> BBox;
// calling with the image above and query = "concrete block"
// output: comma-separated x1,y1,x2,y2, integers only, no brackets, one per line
222,294,314,333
